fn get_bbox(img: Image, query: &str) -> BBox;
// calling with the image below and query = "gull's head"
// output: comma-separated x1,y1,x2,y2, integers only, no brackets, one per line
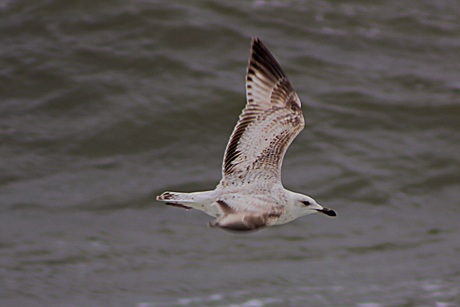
291,193,337,217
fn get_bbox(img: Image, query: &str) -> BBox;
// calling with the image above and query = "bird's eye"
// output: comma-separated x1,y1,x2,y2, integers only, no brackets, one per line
302,200,311,206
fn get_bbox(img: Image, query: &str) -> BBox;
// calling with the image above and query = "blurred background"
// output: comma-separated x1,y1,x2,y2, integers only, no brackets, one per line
1,0,459,306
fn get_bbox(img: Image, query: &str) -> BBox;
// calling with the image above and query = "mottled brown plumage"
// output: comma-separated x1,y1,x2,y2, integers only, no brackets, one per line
222,38,305,187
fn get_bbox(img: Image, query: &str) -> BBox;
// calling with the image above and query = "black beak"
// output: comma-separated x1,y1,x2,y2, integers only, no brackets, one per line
317,207,337,217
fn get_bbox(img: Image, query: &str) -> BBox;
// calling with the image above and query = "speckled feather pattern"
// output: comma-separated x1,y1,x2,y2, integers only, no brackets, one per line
221,38,305,186
157,37,336,231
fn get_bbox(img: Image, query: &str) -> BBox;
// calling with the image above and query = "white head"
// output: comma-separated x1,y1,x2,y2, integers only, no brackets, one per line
288,192,337,218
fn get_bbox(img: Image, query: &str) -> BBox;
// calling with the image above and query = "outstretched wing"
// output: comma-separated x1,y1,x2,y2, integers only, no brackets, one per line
222,37,305,185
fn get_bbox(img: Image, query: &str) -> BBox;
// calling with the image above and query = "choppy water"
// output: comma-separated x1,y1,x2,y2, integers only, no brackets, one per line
1,0,460,306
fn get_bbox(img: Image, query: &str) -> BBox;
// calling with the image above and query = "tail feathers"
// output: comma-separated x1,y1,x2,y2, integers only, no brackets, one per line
156,190,216,212
156,191,198,203
156,191,194,210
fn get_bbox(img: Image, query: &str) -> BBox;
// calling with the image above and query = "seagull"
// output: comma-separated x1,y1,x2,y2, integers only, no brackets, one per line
156,37,336,232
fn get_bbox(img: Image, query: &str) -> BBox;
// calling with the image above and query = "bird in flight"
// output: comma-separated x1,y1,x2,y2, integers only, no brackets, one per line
157,37,336,232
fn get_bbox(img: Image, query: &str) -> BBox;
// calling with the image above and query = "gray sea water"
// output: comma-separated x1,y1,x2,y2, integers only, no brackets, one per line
1,0,460,306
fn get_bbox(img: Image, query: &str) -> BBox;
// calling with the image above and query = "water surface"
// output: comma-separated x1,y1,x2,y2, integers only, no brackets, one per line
1,1,460,306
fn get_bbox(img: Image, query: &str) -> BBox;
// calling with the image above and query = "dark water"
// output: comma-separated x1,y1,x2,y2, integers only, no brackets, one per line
1,0,460,306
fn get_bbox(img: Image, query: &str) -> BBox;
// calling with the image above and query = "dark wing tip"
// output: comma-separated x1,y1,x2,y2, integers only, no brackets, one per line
248,37,288,84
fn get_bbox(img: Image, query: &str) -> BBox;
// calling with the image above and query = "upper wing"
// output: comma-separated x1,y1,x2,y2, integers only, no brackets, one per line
222,37,305,185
